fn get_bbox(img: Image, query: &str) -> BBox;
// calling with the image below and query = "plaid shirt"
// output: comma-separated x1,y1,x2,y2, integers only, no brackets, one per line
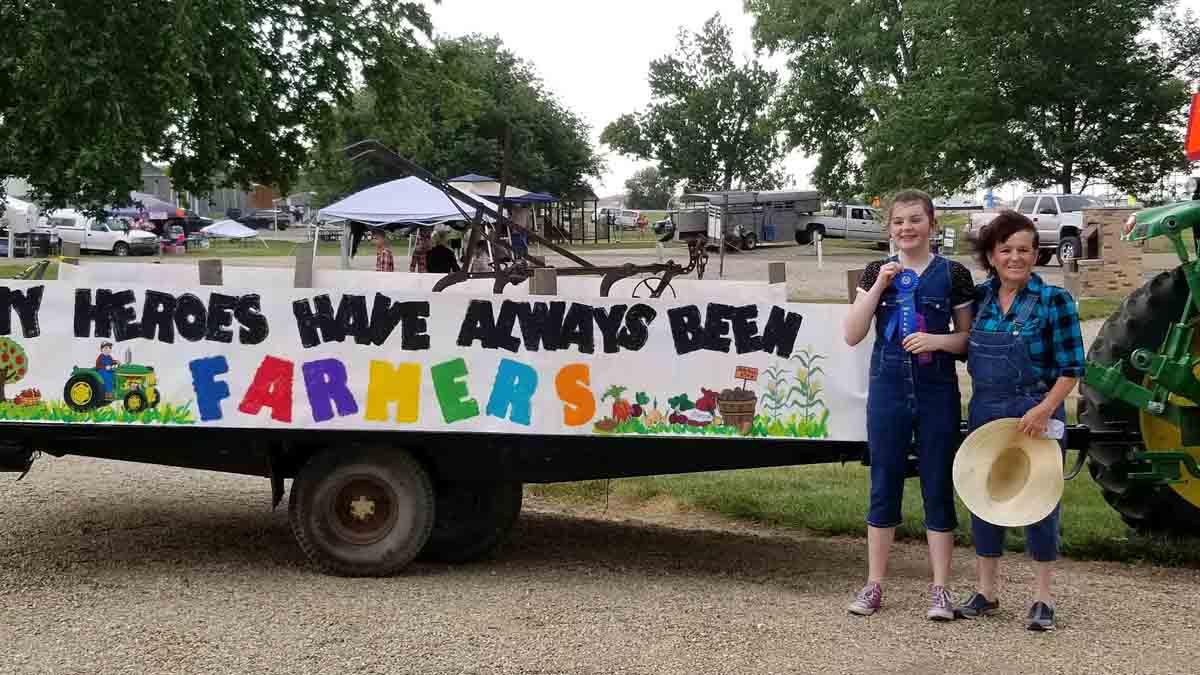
972,273,1085,385
376,247,394,272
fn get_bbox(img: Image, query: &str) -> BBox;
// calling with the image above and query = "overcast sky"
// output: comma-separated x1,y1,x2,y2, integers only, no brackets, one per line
423,0,1200,199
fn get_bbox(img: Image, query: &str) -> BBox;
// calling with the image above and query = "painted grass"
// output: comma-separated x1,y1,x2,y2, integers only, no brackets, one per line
528,451,1200,567
595,412,830,439
0,400,195,425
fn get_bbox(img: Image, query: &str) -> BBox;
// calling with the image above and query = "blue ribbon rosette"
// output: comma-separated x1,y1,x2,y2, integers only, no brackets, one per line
884,269,932,364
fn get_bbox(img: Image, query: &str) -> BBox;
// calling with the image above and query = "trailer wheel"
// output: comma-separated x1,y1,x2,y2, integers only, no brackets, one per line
1079,266,1200,532
419,481,523,563
289,447,435,576
1036,250,1054,266
741,233,758,251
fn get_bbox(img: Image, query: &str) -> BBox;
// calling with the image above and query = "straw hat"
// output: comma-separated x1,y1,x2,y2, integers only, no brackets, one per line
952,418,1063,527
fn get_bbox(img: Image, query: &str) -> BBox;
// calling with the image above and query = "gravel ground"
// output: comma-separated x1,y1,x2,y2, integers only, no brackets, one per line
3,456,1198,675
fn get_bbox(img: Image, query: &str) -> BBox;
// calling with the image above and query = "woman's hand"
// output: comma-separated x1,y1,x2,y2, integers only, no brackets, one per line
901,332,942,354
1018,402,1054,438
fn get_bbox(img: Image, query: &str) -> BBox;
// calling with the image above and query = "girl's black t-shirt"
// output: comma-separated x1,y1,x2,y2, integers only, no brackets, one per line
857,257,976,309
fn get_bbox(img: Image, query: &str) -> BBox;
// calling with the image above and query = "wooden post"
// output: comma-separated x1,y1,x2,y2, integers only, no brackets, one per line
294,240,313,288
768,261,786,285
530,268,558,295
846,268,864,303
198,259,223,286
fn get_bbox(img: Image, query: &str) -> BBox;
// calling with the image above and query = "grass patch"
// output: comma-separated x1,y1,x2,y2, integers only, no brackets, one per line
0,400,195,424
0,262,59,280
528,453,1200,567
594,412,830,439
1077,297,1122,322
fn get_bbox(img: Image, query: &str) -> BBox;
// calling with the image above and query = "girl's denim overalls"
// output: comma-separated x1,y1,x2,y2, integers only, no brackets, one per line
966,286,1064,562
866,255,960,532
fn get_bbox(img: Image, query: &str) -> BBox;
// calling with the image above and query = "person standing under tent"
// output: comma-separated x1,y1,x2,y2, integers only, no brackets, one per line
427,230,460,273
373,230,394,272
409,227,432,273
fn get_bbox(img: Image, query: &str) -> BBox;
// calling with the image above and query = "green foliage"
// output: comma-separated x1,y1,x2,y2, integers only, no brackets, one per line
595,413,828,439
667,393,695,412
747,0,1196,199
601,14,788,192
623,166,677,210
529,454,1200,567
0,337,29,387
305,35,602,205
0,400,195,425
0,1,432,216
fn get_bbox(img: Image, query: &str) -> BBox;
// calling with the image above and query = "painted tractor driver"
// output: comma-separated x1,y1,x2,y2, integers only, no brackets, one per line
96,342,119,399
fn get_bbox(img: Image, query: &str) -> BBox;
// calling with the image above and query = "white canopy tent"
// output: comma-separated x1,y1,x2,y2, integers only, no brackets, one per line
316,176,477,228
201,219,268,247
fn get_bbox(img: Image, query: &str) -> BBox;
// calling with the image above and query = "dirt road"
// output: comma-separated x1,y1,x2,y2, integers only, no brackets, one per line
2,457,1197,675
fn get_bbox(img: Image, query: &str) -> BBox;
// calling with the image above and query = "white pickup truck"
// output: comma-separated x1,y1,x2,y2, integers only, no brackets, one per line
795,204,888,246
963,193,1103,265
45,209,159,256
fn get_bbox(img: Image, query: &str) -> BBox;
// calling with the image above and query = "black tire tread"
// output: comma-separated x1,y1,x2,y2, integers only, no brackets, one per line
1079,266,1200,532
288,447,435,576
419,481,523,563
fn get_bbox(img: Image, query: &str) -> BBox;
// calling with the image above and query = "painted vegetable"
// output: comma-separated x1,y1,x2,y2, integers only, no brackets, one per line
667,393,694,412
603,385,633,422
632,391,649,417
696,388,718,413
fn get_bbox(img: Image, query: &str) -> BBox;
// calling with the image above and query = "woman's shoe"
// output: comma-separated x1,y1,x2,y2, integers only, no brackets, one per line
1026,601,1055,631
927,585,956,621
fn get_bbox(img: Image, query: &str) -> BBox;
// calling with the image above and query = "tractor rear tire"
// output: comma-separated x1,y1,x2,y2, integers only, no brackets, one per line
64,373,102,412
419,481,523,563
1079,266,1200,532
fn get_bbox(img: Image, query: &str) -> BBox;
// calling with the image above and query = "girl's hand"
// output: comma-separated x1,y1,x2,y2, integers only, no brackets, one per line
874,262,902,289
1018,403,1054,438
901,332,941,354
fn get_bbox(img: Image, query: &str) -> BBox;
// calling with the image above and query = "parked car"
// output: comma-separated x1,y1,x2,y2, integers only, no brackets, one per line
237,208,292,230
49,211,158,256
963,193,1103,265
795,204,888,245
594,207,640,230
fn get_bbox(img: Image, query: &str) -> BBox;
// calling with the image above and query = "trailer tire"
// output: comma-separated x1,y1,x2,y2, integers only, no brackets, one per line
1037,250,1054,266
289,447,434,576
741,233,758,251
1079,266,1200,533
419,481,523,563
796,226,821,246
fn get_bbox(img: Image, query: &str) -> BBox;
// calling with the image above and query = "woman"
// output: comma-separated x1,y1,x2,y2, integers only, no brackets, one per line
959,210,1085,631
842,189,975,620
426,230,460,274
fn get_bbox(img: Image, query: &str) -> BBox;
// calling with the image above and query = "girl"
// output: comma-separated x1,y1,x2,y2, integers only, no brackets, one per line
842,189,975,620
957,210,1083,631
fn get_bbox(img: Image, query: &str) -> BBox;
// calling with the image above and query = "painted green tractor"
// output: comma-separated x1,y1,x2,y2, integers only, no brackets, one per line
1080,182,1200,532
63,351,160,414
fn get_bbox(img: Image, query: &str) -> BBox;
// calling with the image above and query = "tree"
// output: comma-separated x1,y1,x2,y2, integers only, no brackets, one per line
304,36,602,204
0,338,29,402
623,166,676,209
748,0,1196,198
0,1,432,215
600,14,788,193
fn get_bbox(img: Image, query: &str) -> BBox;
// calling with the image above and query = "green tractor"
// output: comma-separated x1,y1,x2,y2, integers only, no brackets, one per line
63,348,160,414
1080,179,1200,532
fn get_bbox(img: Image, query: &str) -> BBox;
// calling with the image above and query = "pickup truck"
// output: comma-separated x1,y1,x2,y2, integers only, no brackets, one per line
795,205,888,246
963,193,1103,265
46,210,159,256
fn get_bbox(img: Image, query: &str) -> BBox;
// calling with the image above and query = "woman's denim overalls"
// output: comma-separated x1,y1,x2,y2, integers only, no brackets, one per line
966,286,1064,561
866,255,960,532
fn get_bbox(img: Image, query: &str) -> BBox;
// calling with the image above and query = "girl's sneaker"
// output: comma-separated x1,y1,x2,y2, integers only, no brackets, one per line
958,592,1000,618
927,585,955,621
848,582,882,616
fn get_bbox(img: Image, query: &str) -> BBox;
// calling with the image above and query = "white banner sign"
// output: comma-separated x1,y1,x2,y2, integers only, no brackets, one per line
0,281,869,441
